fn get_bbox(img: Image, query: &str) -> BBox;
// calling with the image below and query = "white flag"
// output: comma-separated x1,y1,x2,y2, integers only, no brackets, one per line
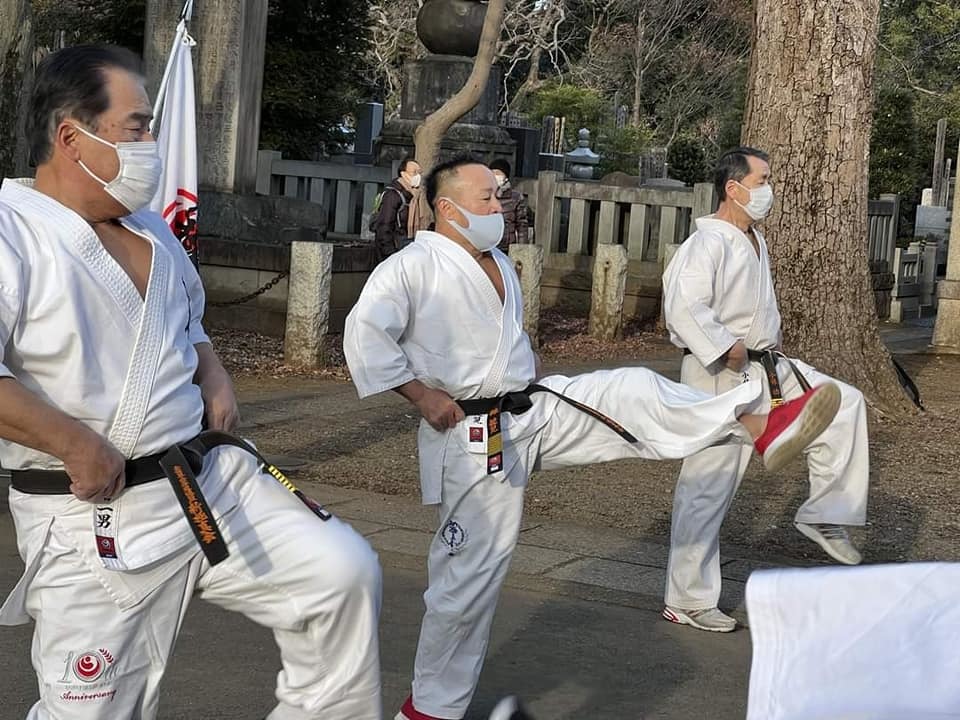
150,20,199,265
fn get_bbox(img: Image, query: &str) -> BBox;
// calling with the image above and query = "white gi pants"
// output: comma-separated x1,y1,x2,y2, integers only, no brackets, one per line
664,354,869,611
411,367,762,719
5,464,382,720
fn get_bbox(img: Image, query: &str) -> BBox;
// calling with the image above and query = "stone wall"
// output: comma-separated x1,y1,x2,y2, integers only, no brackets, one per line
197,190,374,337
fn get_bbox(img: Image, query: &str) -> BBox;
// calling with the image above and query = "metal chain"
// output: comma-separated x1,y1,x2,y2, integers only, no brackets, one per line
207,270,289,307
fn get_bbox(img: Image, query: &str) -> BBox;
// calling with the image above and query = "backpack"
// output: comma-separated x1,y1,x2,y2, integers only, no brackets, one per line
368,186,408,233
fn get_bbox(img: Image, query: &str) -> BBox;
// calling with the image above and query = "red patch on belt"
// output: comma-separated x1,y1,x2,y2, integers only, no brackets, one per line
469,427,484,442
96,535,117,559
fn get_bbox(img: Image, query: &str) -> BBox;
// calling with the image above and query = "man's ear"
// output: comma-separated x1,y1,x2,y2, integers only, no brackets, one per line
55,121,84,161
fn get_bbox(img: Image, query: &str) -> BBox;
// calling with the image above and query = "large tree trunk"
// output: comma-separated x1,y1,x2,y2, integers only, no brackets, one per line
741,0,915,416
0,0,34,177
412,0,507,227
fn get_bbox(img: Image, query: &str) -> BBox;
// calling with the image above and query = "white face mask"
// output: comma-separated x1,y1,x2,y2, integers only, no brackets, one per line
74,125,162,214
734,181,774,221
406,172,422,189
440,197,504,252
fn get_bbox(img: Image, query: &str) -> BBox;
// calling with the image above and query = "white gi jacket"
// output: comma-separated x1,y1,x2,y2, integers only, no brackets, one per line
662,215,782,364
0,179,240,615
344,230,550,504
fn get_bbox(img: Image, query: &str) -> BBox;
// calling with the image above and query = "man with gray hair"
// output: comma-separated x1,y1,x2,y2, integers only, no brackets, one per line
0,45,382,718
661,146,869,633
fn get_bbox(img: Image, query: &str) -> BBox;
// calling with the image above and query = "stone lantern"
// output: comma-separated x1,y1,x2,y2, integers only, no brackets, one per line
416,0,487,57
565,128,600,180
378,0,515,166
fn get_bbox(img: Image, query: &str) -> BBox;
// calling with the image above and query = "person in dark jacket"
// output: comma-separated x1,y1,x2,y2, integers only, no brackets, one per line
488,158,529,253
374,156,422,262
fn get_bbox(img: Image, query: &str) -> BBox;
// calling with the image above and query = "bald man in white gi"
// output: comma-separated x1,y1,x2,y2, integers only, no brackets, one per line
344,155,844,720
0,45,381,719
660,146,869,634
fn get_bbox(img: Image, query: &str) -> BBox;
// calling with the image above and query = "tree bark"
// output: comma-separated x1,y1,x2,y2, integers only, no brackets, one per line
413,0,507,180
0,0,34,177
742,0,915,416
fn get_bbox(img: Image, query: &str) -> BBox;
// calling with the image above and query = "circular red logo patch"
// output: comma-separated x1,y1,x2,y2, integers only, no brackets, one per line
73,652,104,683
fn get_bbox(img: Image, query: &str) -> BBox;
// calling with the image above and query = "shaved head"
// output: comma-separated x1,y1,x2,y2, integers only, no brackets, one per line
425,155,486,210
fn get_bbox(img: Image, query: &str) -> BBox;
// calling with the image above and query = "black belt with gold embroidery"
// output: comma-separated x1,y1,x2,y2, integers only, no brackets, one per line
457,384,638,475
9,431,331,567
682,348,811,407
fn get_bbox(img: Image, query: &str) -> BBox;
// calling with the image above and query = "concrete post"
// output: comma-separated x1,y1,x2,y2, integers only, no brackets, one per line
932,137,960,352
283,242,333,368
692,182,716,221
588,244,628,340
144,0,268,194
508,244,544,348
534,171,562,254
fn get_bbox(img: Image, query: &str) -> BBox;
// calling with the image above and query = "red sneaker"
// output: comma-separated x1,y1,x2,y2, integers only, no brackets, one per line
395,695,451,720
754,384,841,472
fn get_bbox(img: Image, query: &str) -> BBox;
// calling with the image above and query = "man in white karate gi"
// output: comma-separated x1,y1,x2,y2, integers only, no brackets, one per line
660,146,869,634
0,45,381,719
344,155,844,720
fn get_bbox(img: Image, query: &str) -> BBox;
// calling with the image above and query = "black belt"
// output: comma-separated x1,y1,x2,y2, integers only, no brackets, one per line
7,431,330,566
457,383,637,475
682,347,811,406
10,452,177,494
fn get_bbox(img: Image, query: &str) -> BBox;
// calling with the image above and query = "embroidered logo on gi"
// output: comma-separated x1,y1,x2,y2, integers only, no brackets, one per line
72,649,114,683
469,427,484,443
95,507,113,529
95,535,117,559
440,520,468,555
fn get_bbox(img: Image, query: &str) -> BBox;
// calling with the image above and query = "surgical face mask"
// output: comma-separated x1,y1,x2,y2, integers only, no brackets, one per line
406,172,422,189
734,181,774,221
440,197,504,252
74,124,162,213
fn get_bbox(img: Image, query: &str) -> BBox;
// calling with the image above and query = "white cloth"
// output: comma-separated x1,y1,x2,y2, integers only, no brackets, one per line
0,178,208,467
661,215,869,611
0,179,383,717
7,456,382,720
662,215,781,366
664,354,869,610
344,229,765,718
746,563,960,720
344,230,544,504
0,178,217,574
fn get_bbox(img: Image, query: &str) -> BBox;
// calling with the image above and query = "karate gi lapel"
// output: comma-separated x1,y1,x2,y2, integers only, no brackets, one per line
106,216,169,458
477,252,521,399
426,234,511,398
743,229,781,350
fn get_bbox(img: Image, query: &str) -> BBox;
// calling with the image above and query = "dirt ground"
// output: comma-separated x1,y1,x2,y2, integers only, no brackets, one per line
213,313,960,566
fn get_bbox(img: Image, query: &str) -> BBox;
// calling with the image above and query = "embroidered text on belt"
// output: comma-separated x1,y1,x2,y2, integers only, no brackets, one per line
457,384,638,475
8,431,331,566
682,348,811,407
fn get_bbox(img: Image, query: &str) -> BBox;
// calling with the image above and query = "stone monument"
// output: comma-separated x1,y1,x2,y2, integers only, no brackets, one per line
933,143,960,352
144,0,268,194
378,0,515,164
